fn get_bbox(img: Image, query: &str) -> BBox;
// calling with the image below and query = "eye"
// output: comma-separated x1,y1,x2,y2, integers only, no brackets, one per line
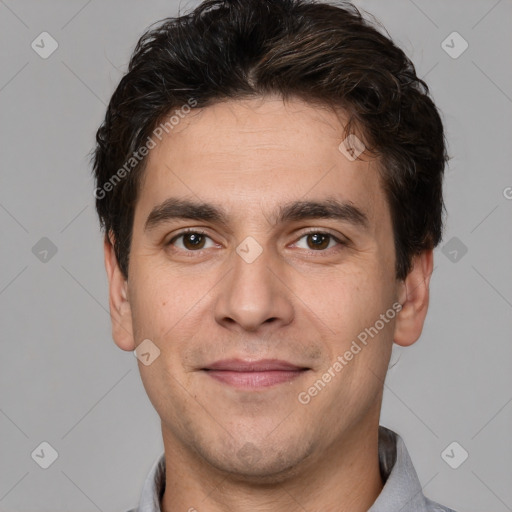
166,229,348,255
292,231,347,252
167,230,216,252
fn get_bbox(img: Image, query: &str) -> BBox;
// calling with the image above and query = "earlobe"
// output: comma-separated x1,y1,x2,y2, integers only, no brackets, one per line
393,249,434,347
104,232,136,351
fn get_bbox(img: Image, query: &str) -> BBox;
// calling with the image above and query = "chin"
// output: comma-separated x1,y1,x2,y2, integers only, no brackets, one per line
199,439,316,484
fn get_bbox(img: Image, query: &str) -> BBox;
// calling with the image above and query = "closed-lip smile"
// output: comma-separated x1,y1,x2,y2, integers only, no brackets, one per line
202,358,310,389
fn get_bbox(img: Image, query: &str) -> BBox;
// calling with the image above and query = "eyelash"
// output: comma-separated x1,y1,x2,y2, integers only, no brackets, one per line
166,228,348,256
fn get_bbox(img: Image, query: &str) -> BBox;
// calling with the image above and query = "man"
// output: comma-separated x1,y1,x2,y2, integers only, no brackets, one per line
92,0,455,510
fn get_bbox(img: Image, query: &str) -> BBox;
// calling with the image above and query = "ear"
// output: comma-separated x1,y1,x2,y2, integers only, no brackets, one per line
104,231,135,351
393,249,434,347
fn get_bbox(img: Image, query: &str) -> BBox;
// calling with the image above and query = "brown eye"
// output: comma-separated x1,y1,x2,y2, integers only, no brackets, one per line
183,233,205,250
168,231,213,251
293,231,346,253
306,233,331,250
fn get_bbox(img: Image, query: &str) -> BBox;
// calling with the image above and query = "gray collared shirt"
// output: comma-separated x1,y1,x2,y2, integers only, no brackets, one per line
127,426,457,512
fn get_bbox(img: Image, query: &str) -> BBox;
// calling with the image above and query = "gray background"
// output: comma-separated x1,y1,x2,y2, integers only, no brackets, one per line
1,0,511,511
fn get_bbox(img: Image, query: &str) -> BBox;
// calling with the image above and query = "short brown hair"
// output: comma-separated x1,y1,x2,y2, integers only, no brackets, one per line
92,0,448,280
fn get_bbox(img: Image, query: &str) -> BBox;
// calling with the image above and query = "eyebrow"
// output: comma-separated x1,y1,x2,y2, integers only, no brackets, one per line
144,197,369,232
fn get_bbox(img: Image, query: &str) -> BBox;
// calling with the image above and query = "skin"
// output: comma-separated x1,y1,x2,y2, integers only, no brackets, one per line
104,96,433,512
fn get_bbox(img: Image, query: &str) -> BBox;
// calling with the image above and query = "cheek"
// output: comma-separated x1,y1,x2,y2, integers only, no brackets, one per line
321,264,395,352
129,264,197,338
319,264,379,319
128,266,220,381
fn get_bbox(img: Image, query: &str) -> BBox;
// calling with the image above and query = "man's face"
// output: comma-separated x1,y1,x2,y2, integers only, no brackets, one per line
120,96,402,478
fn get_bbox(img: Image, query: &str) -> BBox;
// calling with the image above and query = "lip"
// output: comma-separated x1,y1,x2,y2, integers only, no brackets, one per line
205,359,306,372
202,359,309,389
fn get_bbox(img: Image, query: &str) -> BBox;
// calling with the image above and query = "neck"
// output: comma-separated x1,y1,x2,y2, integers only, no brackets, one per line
160,420,384,512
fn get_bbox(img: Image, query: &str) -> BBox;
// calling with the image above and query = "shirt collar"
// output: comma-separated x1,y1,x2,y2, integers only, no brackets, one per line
369,426,431,511
131,426,451,512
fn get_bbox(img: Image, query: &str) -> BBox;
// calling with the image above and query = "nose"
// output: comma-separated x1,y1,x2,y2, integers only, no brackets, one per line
214,241,295,333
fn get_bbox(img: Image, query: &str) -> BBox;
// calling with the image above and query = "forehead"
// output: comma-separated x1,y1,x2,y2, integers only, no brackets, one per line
135,96,388,232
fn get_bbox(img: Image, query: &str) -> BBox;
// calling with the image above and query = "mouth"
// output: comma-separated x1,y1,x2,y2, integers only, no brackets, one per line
201,359,310,389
